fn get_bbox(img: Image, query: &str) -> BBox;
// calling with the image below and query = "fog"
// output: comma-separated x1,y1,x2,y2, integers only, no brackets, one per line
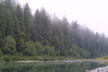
18,0,108,36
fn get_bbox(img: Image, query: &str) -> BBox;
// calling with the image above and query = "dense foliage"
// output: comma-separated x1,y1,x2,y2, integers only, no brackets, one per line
0,0,108,60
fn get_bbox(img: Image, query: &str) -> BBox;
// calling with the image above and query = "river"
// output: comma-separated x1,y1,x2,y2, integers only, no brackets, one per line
0,60,107,72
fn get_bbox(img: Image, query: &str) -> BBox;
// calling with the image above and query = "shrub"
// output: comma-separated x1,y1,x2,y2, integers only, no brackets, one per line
2,46,11,54
36,56,44,61
0,57,3,62
22,41,36,56
34,42,44,56
49,57,55,60
12,56,20,61
0,50,3,57
3,35,16,54
20,57,27,60
17,52,23,57
3,55,12,62
57,56,65,60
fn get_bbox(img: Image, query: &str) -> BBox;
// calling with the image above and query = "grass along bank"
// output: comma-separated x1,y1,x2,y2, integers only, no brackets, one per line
0,55,76,62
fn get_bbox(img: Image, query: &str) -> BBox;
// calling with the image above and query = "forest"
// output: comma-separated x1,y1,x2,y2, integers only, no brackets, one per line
0,0,108,61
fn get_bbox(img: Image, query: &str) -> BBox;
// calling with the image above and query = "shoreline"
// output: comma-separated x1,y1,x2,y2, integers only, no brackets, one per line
5,59,100,63
1,59,108,63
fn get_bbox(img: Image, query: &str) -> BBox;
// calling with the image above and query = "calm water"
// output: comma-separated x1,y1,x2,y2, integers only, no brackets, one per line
0,60,106,72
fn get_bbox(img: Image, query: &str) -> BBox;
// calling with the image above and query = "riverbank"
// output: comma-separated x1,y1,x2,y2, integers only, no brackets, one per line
0,55,76,62
1,55,108,63
16,59,94,63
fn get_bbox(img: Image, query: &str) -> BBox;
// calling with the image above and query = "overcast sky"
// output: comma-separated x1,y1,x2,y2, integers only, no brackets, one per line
18,0,108,36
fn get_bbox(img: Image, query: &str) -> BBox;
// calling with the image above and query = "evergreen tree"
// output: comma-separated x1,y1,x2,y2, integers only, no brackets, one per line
14,16,24,52
5,9,14,37
16,5,25,51
51,15,63,55
16,5,25,32
0,31,3,49
24,3,32,41
61,17,70,56
0,0,108,58
40,8,51,46
33,9,42,42
0,3,6,39
2,35,16,54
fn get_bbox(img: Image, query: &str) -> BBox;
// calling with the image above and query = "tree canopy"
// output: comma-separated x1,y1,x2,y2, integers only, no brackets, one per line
0,0,108,59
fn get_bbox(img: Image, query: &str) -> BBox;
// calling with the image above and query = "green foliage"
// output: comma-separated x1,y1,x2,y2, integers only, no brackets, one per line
0,0,108,60
0,57,3,61
35,56,44,61
12,56,20,61
0,49,3,57
0,31,4,49
2,35,16,54
16,52,23,57
50,47,55,56
33,9,42,42
34,41,44,56
24,3,32,41
16,5,25,31
0,3,6,39
22,41,36,56
44,45,50,55
2,46,11,54
51,36,60,52
3,55,12,62
39,8,51,46
5,9,14,37
57,56,65,60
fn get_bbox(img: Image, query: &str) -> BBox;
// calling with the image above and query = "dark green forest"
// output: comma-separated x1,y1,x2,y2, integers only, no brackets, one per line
0,0,108,61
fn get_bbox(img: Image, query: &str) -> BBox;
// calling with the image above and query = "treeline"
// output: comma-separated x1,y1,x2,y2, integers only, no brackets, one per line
0,0,108,59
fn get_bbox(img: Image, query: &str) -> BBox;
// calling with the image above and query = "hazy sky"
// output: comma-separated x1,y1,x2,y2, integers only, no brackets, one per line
18,0,108,36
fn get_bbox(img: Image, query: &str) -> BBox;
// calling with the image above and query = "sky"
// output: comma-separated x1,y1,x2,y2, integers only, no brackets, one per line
18,0,108,36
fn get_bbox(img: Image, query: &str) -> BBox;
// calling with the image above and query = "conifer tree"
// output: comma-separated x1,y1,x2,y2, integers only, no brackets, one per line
61,17,70,56
40,8,51,46
24,3,32,41
0,3,6,39
33,9,42,42
5,9,14,37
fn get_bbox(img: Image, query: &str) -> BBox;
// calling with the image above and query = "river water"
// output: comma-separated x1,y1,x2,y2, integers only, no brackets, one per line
0,60,106,72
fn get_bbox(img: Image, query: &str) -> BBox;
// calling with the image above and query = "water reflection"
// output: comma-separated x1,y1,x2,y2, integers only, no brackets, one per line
0,60,106,72
86,66,108,72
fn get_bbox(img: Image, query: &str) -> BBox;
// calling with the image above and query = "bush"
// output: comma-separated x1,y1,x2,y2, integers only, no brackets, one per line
57,56,65,60
49,57,55,60
35,56,44,61
44,46,50,55
20,57,27,60
22,41,36,56
4,35,16,54
2,46,11,54
34,42,44,56
16,52,23,57
42,55,51,61
3,55,12,62
0,57,3,62
0,50,3,57
12,56,20,61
